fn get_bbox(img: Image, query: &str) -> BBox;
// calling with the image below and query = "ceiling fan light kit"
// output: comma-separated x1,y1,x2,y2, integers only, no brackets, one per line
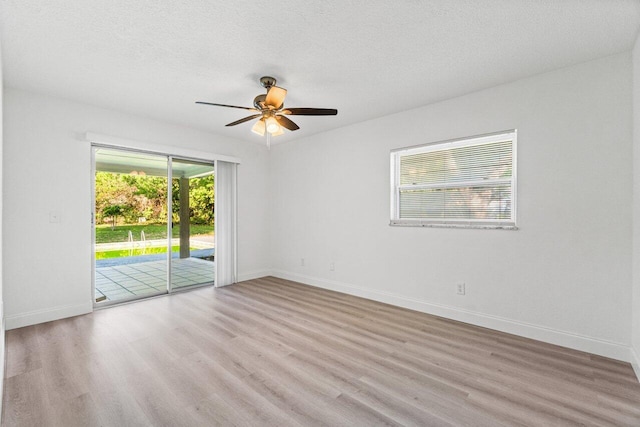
251,118,265,136
265,116,280,133
196,76,338,149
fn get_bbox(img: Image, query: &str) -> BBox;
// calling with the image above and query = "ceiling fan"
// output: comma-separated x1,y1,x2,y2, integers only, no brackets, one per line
196,76,337,147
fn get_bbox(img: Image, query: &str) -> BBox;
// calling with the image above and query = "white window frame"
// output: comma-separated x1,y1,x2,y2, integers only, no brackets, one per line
390,130,517,229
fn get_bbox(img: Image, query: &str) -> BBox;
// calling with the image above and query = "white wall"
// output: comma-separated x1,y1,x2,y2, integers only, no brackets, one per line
0,28,5,417
270,53,633,361
3,88,271,329
632,32,640,378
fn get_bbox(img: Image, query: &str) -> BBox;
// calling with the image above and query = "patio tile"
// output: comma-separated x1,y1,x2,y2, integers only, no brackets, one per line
191,274,212,280
130,289,160,296
127,284,153,290
96,257,215,303
102,292,133,299
98,287,125,293
131,288,157,294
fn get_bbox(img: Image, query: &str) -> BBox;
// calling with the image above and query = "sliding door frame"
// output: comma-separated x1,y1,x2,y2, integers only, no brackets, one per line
168,155,217,294
167,156,173,294
91,145,169,308
91,143,225,308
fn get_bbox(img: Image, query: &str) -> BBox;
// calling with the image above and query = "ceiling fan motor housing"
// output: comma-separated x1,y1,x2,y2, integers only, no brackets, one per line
253,94,267,110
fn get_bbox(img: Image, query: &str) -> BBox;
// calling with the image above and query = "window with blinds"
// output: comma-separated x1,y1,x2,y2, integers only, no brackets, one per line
390,130,517,229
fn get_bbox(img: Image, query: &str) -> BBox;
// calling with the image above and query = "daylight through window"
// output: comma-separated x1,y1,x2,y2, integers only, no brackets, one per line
390,130,517,229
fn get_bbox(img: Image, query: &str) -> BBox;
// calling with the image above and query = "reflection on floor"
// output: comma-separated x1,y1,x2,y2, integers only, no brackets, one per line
95,257,215,302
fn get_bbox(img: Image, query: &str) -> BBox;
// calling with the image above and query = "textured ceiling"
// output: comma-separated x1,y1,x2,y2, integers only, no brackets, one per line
2,1,640,144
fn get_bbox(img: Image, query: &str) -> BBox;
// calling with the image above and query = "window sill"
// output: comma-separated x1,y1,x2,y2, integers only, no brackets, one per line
389,221,518,230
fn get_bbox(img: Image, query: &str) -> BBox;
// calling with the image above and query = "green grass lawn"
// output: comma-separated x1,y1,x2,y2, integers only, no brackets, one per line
96,223,213,244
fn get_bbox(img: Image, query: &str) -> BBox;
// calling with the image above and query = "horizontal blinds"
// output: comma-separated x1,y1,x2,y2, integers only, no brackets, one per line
399,184,512,220
400,140,512,186
395,135,515,224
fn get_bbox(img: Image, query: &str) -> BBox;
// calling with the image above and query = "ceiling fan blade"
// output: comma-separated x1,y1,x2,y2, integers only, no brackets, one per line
276,115,300,131
282,108,338,116
225,114,262,127
265,86,287,109
196,101,258,111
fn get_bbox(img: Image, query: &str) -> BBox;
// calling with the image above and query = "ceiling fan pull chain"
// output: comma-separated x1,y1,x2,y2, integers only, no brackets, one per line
266,132,271,150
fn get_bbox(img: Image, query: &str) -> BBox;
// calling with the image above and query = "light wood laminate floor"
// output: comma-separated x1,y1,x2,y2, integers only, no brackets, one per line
3,276,640,426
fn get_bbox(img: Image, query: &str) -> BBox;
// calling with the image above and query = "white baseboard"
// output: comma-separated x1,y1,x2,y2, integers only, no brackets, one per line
0,300,4,422
271,270,631,362
631,346,640,382
238,269,272,283
5,302,93,330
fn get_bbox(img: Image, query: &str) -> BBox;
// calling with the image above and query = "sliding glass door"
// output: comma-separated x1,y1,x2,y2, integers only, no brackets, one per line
93,147,215,306
169,158,215,291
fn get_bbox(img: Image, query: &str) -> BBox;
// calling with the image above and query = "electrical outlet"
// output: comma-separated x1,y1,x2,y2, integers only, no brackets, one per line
329,262,335,271
300,258,305,267
456,282,466,295
49,211,61,223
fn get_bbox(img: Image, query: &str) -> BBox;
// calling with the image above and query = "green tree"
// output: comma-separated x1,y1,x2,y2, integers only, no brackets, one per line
189,175,215,224
102,204,126,230
95,172,135,224
123,175,170,223
95,171,214,226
